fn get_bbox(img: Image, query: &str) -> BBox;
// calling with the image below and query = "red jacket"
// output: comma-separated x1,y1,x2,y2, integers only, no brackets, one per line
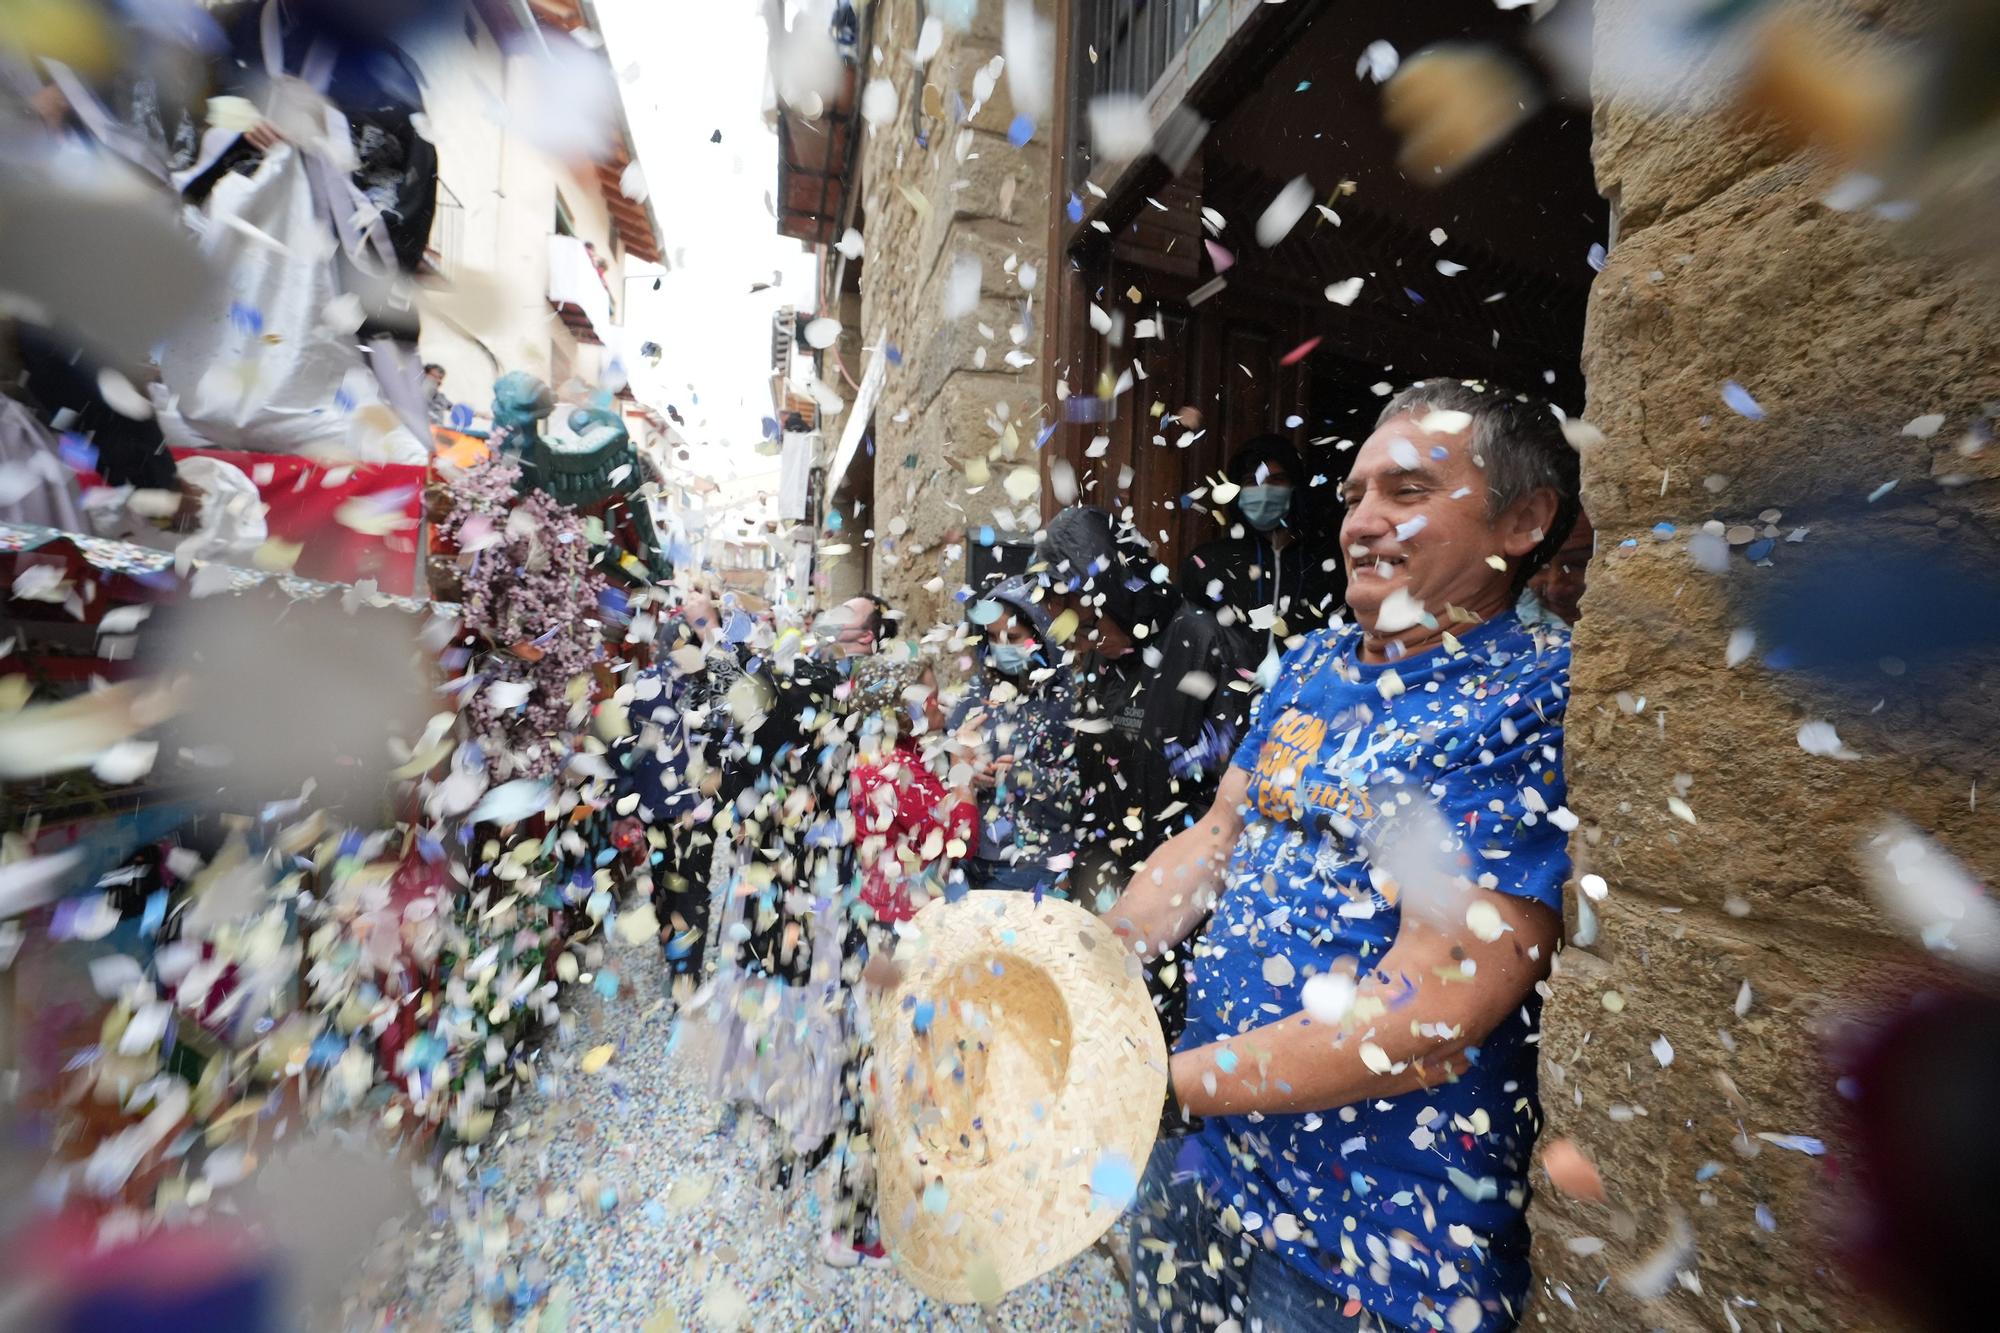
851,740,975,924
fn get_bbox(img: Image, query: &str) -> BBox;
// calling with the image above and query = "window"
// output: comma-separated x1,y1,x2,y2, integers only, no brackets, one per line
554,197,577,238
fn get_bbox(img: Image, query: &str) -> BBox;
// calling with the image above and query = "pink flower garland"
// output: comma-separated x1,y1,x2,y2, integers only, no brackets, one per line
441,455,608,780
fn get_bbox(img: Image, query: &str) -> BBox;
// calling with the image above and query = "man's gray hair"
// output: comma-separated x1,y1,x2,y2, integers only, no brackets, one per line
1376,379,1583,588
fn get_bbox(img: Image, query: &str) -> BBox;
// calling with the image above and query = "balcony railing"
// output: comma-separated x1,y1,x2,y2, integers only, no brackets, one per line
1079,0,1205,109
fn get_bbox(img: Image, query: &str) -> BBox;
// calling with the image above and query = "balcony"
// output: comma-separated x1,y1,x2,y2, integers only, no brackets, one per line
1078,0,1205,108
1067,0,1209,189
547,232,611,345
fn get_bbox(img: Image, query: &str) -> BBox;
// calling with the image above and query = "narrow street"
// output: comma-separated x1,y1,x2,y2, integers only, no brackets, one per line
354,934,1126,1332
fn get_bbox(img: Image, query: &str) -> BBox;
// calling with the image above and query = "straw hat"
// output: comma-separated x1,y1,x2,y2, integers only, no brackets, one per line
871,890,1167,1304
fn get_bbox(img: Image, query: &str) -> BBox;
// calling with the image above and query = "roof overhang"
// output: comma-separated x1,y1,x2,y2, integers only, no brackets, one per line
479,0,664,264
775,63,858,246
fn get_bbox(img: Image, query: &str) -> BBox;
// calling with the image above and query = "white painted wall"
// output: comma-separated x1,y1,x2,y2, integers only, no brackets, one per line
413,10,629,426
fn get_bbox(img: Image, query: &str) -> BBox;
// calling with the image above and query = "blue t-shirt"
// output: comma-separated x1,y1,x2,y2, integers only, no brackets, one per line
1180,610,1570,1332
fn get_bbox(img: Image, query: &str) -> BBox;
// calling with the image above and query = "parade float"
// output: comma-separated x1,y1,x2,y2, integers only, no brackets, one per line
0,369,669,1256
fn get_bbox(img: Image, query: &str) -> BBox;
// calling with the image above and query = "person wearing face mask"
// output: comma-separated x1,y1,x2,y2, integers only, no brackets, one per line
943,576,1079,897
1181,434,1346,681
1035,505,1259,1043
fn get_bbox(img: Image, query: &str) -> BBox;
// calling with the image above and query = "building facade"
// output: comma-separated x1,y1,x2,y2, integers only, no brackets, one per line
773,0,1054,630
418,0,664,436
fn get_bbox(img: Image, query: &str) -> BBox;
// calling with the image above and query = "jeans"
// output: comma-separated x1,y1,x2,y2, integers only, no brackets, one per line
1129,1139,1403,1333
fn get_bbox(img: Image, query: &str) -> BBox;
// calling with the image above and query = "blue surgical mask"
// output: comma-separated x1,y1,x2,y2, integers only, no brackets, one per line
987,642,1034,676
1238,484,1293,531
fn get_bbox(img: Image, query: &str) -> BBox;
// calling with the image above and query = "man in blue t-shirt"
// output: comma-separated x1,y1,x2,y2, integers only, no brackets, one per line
1111,380,1584,1333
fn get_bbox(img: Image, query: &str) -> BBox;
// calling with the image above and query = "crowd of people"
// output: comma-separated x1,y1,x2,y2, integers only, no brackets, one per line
616,379,1592,1331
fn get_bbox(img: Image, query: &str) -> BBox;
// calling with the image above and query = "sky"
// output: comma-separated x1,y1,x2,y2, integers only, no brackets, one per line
595,0,820,512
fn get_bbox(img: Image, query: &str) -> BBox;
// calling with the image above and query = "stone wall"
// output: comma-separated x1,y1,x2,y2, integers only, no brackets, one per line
1530,2,2000,1329
823,0,1051,631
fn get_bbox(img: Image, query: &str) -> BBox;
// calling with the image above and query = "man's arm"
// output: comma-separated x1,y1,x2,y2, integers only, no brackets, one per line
1106,767,1249,961
1170,888,1559,1117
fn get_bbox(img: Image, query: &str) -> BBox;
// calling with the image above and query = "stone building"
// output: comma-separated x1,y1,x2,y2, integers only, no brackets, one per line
1027,0,1998,1330
774,0,1054,630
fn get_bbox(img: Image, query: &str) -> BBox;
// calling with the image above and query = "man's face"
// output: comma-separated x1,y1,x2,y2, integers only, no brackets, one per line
681,593,719,644
425,367,445,388
1048,589,1132,659
831,596,879,655
986,612,1035,649
1528,511,1593,625
1340,413,1546,637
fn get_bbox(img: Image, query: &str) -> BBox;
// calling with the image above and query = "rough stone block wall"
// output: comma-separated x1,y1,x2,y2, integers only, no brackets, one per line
830,0,1051,632
1531,2,2000,1329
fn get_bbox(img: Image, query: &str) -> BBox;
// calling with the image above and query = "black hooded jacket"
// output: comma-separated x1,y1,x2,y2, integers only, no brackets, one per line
1180,434,1345,649
1036,507,1259,881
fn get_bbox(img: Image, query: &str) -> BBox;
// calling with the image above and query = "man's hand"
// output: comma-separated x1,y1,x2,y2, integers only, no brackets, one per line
971,754,1014,791
29,84,71,131
243,119,286,151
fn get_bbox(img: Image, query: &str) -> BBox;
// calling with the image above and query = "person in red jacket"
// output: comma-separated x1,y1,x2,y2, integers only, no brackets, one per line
822,651,975,1267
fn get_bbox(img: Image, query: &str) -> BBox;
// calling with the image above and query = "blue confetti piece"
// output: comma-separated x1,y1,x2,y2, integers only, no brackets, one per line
1652,522,1678,539
827,509,844,530
307,1032,346,1069
1215,1048,1238,1073
1758,1133,1826,1155
1007,114,1034,147
913,1000,936,1034
976,525,996,546
1403,288,1425,304
333,385,356,413
57,433,98,473
1587,242,1608,271
1089,1152,1138,1209
140,889,167,936
1295,81,1311,91
228,301,264,335
1866,479,1897,503
884,343,903,365
1755,1203,1776,1231
1696,1161,1723,1182
1745,537,1775,562
449,402,474,430
1067,194,1083,223
1721,380,1765,420
1035,421,1058,449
